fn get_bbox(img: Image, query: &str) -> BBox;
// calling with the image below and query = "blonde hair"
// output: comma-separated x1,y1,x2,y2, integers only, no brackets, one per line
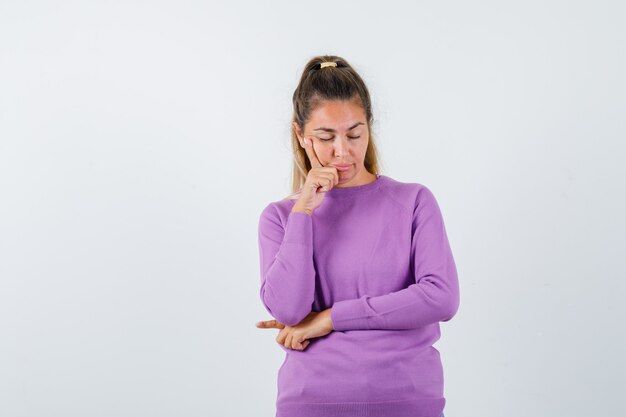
283,55,383,200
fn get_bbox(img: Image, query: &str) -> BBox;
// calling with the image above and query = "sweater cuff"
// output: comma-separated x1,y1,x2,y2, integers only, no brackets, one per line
330,297,371,331
283,211,312,244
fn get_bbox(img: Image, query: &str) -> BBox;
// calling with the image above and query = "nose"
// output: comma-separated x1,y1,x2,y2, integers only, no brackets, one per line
333,137,348,157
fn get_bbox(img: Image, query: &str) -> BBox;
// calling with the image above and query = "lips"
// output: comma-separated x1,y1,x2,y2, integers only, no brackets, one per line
331,164,352,171
330,164,352,171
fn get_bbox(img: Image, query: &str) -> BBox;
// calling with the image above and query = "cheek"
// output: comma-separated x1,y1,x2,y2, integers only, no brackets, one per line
314,142,333,154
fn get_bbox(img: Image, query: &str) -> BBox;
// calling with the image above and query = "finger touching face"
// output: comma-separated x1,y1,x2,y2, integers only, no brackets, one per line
302,135,323,168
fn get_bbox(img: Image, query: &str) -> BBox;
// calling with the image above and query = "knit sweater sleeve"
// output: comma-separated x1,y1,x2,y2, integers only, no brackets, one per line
258,203,316,326
330,186,460,331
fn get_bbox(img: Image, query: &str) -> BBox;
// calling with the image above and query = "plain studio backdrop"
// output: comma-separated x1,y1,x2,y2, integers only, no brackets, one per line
1,1,625,416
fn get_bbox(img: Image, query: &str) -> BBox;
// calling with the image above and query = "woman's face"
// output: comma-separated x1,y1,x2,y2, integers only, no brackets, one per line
293,99,371,186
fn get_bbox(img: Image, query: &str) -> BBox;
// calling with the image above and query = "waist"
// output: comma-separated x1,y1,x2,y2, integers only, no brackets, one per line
277,326,444,404
277,397,446,417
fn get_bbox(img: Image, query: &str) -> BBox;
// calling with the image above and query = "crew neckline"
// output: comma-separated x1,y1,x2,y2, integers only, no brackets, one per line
326,173,387,197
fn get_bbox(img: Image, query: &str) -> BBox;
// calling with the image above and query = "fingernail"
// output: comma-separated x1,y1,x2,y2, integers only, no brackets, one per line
304,137,307,145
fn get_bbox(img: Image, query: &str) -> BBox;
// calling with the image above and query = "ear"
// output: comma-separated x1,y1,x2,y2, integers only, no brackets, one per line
292,121,304,147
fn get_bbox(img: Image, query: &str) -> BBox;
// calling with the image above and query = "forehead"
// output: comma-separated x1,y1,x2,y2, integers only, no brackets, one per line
307,100,366,130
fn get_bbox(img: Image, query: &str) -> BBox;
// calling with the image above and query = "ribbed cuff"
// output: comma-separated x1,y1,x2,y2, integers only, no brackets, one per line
330,297,371,331
283,211,312,244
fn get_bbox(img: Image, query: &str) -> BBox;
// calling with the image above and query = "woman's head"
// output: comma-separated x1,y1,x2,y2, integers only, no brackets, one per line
288,55,381,195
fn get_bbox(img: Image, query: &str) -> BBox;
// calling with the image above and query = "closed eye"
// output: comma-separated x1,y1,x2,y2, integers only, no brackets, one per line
320,136,360,142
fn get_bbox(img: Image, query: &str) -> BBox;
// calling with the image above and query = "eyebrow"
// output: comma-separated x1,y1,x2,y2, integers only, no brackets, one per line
313,122,364,133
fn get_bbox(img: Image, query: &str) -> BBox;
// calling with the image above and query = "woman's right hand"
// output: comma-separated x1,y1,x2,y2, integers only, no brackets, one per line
292,135,339,215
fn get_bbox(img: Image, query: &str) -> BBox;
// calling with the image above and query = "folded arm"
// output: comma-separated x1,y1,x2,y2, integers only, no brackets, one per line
258,204,316,326
330,186,460,331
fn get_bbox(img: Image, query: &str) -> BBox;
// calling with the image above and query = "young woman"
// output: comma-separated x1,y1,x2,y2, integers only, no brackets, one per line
255,55,459,417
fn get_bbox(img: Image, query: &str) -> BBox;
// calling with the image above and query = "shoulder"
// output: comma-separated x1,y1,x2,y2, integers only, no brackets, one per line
379,177,449,233
259,196,298,228
378,175,438,212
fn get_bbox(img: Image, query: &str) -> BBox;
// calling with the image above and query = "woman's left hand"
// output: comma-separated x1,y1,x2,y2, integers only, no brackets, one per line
255,308,334,351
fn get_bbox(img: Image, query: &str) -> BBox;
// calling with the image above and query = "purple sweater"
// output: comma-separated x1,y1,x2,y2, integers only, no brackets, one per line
257,174,459,417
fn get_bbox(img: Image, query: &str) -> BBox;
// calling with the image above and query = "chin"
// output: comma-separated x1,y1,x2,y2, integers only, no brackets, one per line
338,172,355,181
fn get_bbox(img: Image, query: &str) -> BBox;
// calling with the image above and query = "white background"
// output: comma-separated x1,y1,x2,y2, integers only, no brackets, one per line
1,1,625,416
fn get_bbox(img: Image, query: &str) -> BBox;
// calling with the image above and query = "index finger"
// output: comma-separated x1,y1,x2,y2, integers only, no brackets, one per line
255,319,285,329
303,135,324,168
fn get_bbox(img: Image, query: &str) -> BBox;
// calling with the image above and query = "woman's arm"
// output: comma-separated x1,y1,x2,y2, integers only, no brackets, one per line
258,203,316,326
330,186,460,331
